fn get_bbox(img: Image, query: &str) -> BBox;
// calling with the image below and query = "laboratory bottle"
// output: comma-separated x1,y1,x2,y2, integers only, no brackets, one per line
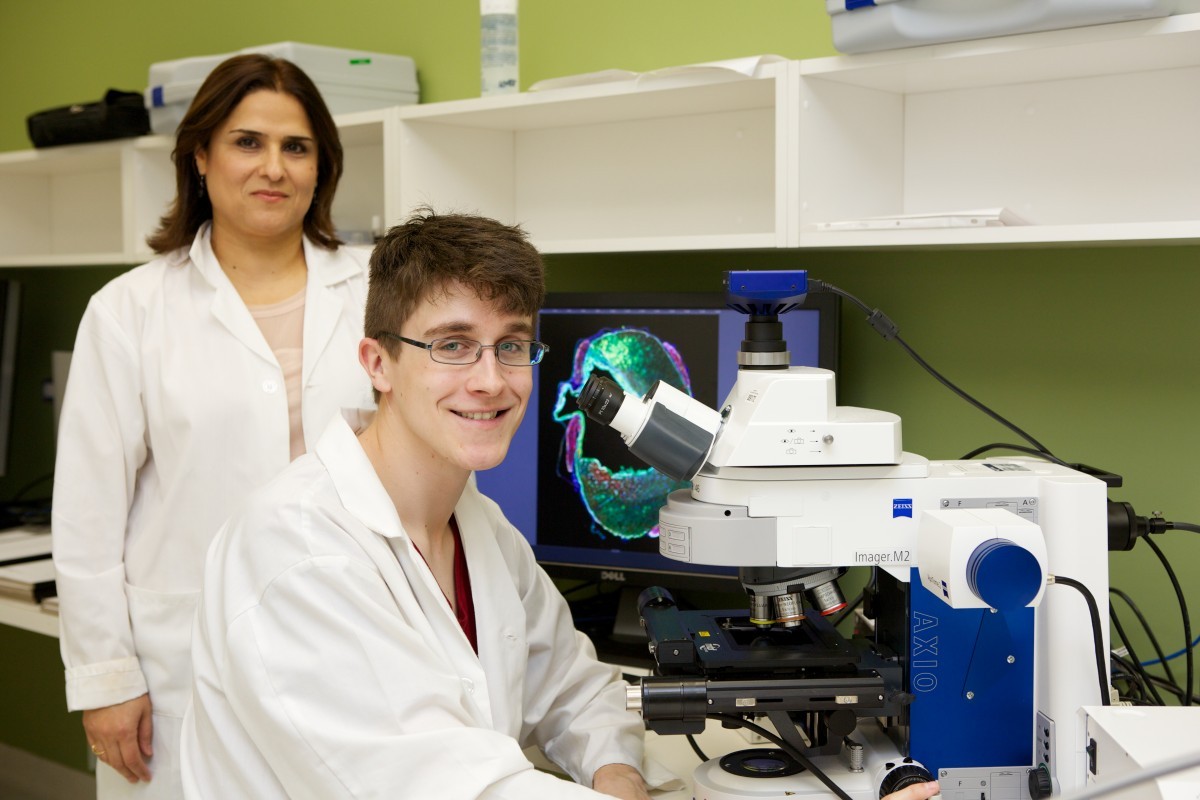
481,0,518,96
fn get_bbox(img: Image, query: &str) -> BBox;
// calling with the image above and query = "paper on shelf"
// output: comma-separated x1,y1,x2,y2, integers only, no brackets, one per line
640,55,787,83
529,55,785,93
0,527,46,545
528,69,638,93
0,532,52,568
0,557,56,602
813,208,1028,231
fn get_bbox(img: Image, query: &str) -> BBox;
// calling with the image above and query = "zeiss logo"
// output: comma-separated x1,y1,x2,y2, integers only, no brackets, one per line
893,499,913,519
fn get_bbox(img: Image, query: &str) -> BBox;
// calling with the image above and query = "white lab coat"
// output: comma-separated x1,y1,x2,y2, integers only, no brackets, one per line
181,414,645,800
51,225,374,798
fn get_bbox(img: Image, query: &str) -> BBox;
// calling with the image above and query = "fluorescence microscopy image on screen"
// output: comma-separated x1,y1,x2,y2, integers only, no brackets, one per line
536,310,719,554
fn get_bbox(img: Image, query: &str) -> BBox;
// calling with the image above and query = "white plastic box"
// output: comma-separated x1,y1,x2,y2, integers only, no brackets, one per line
826,0,1200,54
145,42,419,134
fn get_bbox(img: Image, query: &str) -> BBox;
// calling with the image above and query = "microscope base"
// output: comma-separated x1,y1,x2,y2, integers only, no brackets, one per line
690,723,907,800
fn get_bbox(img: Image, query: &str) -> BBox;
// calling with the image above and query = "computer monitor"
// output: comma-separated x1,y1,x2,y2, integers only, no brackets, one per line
475,290,840,656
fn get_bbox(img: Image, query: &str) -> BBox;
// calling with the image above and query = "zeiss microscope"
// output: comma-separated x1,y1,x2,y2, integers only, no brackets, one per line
578,270,1111,800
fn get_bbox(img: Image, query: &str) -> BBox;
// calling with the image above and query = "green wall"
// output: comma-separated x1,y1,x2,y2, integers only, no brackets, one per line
2,0,1197,772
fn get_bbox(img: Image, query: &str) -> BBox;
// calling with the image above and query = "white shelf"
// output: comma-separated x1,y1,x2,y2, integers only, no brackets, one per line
330,107,399,243
792,13,1200,248
537,232,780,254
800,13,1200,93
2,15,1197,264
802,221,1200,250
0,142,134,267
0,596,58,638
0,109,401,267
395,63,791,252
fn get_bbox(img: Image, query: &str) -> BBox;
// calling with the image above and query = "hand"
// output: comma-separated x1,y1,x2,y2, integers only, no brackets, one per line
884,780,941,800
592,762,651,800
82,694,154,784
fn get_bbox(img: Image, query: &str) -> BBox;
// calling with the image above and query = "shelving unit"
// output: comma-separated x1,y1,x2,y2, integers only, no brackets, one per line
792,13,1200,248
1,14,1197,265
394,65,791,253
0,596,57,638
0,137,172,267
0,107,400,267
330,106,398,244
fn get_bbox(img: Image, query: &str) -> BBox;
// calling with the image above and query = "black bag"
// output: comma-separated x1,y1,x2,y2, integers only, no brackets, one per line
26,89,151,148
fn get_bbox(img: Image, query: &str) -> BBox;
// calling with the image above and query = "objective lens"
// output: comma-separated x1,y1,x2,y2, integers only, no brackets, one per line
749,595,773,629
773,592,805,628
809,581,848,617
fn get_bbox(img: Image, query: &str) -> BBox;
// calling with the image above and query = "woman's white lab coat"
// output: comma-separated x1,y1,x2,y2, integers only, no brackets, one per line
51,225,374,798
181,415,645,799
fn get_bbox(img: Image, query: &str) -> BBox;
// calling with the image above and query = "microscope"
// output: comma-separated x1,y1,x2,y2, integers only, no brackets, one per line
578,270,1111,800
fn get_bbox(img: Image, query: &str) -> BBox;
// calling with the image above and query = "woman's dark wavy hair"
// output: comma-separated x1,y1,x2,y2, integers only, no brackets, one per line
146,53,343,254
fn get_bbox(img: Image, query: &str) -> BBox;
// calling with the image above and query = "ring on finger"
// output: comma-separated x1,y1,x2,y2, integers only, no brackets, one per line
90,743,106,756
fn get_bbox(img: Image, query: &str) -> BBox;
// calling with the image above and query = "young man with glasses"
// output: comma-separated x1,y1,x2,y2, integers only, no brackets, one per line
181,211,653,799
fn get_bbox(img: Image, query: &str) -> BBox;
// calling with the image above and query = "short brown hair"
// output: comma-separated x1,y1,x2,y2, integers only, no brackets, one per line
146,53,343,254
365,209,545,351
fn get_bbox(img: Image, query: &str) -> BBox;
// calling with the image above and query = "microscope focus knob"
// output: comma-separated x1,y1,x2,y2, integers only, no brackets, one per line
878,763,934,797
1028,764,1054,798
967,538,1043,611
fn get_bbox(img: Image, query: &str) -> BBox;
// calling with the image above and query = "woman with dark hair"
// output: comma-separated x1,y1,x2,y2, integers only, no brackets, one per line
51,53,375,799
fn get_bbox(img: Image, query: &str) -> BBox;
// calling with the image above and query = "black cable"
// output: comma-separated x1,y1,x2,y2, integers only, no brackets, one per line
1113,651,1181,705
1143,536,1193,706
1116,650,1198,705
1108,605,1165,706
1110,587,1176,688
685,734,709,763
1108,654,1150,705
1142,672,1189,704
959,442,1074,469
1050,576,1111,706
1144,517,1200,535
808,280,1054,457
710,714,853,800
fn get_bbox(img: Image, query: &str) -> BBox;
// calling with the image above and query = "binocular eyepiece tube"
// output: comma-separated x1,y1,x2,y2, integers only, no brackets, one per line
577,375,723,483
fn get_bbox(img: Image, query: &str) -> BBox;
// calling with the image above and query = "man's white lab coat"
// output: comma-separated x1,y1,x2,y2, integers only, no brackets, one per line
52,226,374,797
181,414,645,799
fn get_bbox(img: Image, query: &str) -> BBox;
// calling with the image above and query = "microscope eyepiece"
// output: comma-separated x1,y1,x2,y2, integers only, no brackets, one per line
577,373,722,482
578,374,625,425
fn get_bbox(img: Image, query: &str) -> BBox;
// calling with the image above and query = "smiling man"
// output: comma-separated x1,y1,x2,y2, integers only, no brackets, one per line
180,210,651,800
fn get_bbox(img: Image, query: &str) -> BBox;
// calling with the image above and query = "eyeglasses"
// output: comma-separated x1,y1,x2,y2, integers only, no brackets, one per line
380,332,549,366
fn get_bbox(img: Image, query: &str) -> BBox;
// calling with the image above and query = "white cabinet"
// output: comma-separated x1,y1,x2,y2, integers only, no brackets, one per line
330,107,399,244
2,14,1198,265
394,63,791,253
794,12,1200,247
0,136,173,267
393,12,1200,251
0,107,399,267
0,596,58,638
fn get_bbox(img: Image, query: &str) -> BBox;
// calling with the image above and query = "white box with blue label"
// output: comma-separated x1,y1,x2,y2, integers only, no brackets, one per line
825,0,1200,54
145,42,419,135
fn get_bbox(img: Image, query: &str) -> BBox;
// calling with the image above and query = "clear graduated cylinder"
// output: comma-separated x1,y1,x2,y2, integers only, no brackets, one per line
481,0,518,96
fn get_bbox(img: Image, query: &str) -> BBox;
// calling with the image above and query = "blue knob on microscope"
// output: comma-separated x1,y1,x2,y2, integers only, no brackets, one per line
967,538,1042,611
